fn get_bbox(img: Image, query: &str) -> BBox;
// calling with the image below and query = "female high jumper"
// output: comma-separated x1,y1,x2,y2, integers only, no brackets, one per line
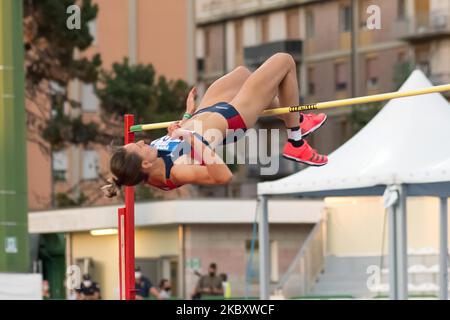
102,53,328,197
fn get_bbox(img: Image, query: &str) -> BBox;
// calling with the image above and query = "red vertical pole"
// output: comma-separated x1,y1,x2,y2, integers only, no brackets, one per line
118,114,136,300
124,114,136,300
118,208,125,299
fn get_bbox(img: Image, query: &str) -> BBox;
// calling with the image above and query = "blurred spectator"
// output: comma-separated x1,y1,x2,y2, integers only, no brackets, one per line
191,262,223,299
220,273,231,299
76,274,101,300
42,280,50,299
159,279,172,300
135,266,160,300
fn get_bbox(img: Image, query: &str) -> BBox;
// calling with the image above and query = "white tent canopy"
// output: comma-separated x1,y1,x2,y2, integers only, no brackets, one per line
258,70,450,197
255,70,450,300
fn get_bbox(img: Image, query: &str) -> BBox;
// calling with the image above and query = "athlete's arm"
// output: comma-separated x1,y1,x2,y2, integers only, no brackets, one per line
167,87,197,136
171,163,232,185
184,86,197,116
170,128,233,185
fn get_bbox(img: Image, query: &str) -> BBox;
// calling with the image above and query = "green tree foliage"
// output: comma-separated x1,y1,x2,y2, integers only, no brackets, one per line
96,59,156,120
55,192,87,208
41,104,98,149
24,0,102,152
24,0,101,87
96,58,190,141
135,185,162,202
346,60,414,137
393,60,415,90
349,102,383,135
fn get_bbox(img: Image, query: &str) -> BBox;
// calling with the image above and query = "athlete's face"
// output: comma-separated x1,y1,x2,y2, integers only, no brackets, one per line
124,140,158,170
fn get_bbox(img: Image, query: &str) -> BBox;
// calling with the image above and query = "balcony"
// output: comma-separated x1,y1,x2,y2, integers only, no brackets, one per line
244,40,302,68
196,0,322,24
394,12,450,42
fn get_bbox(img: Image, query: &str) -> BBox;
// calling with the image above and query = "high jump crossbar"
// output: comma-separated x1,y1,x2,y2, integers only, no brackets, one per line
118,83,450,300
129,83,450,132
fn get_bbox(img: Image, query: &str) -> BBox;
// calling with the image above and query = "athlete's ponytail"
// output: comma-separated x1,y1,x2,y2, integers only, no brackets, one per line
101,177,122,198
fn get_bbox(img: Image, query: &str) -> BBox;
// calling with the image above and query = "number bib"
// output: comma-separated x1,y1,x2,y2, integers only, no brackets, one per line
150,136,182,156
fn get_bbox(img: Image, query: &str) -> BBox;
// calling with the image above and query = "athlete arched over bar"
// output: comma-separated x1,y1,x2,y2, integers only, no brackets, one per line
102,53,328,196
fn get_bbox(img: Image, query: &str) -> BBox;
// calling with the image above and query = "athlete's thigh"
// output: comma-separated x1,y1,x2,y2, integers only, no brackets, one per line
197,66,251,109
229,54,294,128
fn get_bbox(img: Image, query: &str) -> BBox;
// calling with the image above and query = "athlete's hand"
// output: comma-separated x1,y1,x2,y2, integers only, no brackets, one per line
171,128,194,141
167,121,181,136
186,87,197,115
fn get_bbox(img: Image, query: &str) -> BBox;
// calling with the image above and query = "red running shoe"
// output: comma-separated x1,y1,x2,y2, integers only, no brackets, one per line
283,140,328,166
300,113,327,137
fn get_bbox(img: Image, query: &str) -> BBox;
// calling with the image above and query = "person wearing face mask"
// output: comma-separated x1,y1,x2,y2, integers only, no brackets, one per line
158,279,172,300
134,266,161,300
191,262,223,300
75,274,101,300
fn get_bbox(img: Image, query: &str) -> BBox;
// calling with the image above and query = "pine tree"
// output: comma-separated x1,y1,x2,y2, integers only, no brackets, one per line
24,1,191,205
96,58,190,144
24,0,102,151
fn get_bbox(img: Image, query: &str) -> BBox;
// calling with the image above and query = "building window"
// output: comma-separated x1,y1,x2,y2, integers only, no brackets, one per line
359,0,370,28
81,83,99,112
397,0,406,19
235,19,244,65
340,5,352,32
196,58,205,74
88,20,97,45
259,15,270,43
201,25,225,73
306,10,315,38
335,62,348,91
204,28,211,58
53,150,68,181
416,46,430,75
286,8,300,40
366,57,379,89
235,20,243,53
82,150,99,180
307,66,315,96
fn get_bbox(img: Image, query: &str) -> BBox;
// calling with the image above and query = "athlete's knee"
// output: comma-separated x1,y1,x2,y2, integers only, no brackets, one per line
272,52,296,69
234,66,251,77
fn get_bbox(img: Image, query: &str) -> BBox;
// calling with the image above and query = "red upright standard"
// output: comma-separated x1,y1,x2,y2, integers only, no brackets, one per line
118,114,136,300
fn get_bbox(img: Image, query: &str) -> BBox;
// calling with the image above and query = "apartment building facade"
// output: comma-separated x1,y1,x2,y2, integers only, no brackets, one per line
195,0,450,196
27,0,450,205
27,0,196,210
